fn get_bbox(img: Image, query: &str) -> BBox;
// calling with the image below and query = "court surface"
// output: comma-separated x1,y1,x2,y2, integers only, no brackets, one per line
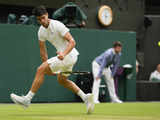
0,102,160,120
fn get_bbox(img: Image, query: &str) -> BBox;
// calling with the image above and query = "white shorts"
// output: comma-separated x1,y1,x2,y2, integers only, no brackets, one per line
47,54,78,76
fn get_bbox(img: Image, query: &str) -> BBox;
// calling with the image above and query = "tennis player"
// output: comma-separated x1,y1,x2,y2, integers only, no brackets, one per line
10,5,94,114
92,41,123,104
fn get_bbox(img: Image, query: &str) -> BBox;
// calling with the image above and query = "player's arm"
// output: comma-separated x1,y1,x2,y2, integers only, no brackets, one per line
39,41,48,62
57,32,76,60
63,32,76,56
56,21,76,60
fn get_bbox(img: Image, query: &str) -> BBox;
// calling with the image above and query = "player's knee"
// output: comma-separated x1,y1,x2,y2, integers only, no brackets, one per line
57,77,65,85
57,74,67,85
37,66,44,74
37,62,48,74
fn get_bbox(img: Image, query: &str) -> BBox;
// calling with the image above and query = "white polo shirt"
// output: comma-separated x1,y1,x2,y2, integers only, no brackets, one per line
38,19,79,56
149,70,160,81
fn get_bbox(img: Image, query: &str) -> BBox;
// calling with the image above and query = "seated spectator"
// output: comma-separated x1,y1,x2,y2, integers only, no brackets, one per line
149,64,160,82
136,59,139,74
7,13,17,24
52,0,87,28
18,15,29,25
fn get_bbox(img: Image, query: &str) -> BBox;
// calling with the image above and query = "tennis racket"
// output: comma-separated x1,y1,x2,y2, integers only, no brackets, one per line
54,71,90,75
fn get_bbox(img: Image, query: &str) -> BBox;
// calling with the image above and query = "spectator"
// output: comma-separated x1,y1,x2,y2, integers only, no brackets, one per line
18,15,29,24
149,64,160,82
7,13,16,24
136,59,139,74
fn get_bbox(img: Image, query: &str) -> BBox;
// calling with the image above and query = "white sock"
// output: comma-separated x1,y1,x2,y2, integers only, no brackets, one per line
25,91,35,101
77,89,87,102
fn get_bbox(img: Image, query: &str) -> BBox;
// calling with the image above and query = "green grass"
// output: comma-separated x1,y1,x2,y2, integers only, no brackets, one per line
0,102,160,120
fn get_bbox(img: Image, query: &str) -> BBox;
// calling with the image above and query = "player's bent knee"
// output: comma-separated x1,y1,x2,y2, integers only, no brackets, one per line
37,62,49,74
36,66,44,74
57,74,67,85
57,77,64,85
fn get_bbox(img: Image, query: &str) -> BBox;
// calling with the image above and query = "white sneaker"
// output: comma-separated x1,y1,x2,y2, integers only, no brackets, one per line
94,100,100,104
111,99,123,103
85,93,95,114
10,93,30,108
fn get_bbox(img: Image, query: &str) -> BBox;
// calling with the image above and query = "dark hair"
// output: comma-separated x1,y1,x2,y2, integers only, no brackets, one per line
113,41,122,48
32,5,48,17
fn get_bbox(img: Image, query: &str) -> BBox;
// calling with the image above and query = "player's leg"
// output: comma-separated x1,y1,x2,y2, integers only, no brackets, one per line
57,74,82,97
10,61,53,107
55,55,94,114
92,61,101,103
103,68,123,103
30,62,52,93
57,73,94,114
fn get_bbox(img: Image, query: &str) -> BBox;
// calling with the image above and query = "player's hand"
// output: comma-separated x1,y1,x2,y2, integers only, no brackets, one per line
96,77,100,81
46,72,56,76
57,52,65,60
45,70,56,76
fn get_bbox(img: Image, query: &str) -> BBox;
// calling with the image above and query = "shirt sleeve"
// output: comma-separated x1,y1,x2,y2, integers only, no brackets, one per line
111,56,120,77
149,72,154,81
56,21,70,37
97,54,110,78
38,29,46,42
149,71,159,81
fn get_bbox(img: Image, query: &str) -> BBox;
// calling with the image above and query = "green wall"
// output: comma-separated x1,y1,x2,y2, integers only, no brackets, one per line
0,24,136,102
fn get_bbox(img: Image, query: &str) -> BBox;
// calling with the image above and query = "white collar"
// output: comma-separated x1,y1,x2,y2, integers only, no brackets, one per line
112,48,121,55
112,48,116,54
155,70,160,74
